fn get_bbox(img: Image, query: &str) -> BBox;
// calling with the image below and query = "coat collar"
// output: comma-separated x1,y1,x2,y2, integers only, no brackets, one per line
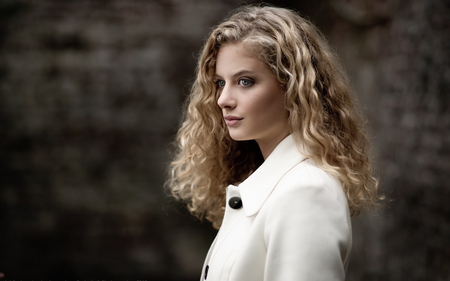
236,135,308,217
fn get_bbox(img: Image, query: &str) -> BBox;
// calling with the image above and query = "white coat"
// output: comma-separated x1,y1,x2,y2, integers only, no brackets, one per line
200,135,352,281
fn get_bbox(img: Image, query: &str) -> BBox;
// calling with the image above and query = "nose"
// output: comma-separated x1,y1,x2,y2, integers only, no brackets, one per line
217,85,236,109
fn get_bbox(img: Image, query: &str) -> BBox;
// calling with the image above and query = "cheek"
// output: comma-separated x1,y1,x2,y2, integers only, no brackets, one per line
262,91,285,112
252,95,285,124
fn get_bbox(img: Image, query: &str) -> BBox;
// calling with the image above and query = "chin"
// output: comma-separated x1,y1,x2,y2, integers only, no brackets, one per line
228,133,252,142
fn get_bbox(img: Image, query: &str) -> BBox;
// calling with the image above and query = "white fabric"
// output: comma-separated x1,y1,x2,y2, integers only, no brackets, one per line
200,135,352,281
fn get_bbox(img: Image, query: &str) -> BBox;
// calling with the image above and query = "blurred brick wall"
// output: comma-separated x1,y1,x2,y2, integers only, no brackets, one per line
0,0,255,280
324,0,450,280
0,0,449,280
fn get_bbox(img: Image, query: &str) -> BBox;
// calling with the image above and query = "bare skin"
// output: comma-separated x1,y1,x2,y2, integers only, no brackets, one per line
216,43,290,159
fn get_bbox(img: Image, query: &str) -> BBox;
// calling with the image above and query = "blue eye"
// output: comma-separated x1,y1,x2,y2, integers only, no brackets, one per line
216,80,225,88
239,79,254,87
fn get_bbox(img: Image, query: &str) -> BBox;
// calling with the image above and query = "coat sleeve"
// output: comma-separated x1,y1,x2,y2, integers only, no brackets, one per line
262,168,351,281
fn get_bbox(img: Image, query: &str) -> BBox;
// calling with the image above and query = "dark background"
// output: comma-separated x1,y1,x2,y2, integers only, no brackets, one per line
0,0,449,280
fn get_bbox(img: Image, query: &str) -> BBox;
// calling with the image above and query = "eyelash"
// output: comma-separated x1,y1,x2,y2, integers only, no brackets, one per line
216,80,226,87
215,78,254,88
239,78,254,87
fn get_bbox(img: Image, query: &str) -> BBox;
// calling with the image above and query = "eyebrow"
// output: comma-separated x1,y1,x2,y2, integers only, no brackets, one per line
215,70,257,79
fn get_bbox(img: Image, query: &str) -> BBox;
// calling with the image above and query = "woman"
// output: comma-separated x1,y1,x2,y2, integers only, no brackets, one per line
168,5,380,281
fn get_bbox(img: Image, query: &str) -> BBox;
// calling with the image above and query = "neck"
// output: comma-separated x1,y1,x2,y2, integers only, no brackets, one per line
257,131,290,160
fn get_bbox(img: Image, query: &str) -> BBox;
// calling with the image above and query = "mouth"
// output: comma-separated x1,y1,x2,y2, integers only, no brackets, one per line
224,115,243,127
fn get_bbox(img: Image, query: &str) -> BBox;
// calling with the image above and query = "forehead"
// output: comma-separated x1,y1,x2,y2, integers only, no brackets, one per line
215,43,265,76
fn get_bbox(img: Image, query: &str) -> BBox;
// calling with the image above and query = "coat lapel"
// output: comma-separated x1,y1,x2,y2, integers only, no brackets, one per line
238,135,308,217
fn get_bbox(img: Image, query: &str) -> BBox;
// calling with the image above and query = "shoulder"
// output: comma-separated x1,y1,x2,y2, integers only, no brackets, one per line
277,159,345,199
265,158,349,214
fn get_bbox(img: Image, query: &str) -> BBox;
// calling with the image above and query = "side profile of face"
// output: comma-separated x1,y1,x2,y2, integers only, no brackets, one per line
215,43,290,158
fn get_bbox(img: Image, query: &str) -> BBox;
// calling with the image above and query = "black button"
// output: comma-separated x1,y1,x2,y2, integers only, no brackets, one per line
204,265,209,280
228,197,243,209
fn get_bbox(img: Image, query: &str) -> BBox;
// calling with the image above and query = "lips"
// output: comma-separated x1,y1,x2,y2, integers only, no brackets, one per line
224,115,243,127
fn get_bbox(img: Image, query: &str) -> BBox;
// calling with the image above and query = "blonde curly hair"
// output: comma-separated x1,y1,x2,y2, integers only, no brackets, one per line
167,5,381,229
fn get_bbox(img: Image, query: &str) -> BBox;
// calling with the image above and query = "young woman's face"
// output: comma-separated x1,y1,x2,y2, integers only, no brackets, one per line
215,43,289,156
